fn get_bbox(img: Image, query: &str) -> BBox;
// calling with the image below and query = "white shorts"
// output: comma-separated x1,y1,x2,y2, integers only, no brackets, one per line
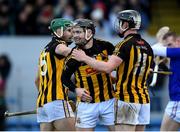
37,100,74,123
75,98,115,128
165,101,180,123
115,100,150,125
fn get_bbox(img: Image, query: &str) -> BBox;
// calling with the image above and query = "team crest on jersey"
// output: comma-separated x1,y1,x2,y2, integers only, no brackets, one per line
56,39,66,45
85,67,99,76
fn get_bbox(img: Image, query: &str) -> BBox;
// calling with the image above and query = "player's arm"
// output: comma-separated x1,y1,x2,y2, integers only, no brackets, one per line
167,48,180,57
152,44,180,57
72,49,122,73
55,44,72,57
152,44,167,57
61,59,92,101
61,59,77,92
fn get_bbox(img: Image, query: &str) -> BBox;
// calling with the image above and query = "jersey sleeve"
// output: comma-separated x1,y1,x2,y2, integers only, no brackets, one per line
152,43,167,57
61,58,80,92
50,42,66,59
113,42,129,61
167,48,180,58
106,42,115,55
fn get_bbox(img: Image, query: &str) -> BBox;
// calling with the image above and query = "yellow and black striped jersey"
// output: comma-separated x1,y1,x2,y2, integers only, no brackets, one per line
113,34,154,104
37,37,68,107
62,38,115,103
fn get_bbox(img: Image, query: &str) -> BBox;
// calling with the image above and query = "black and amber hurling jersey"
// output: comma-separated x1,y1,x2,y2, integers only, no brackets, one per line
113,34,154,104
62,39,115,103
37,38,68,107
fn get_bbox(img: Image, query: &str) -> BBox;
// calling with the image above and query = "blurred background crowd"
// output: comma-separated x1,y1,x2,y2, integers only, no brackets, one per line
0,0,151,36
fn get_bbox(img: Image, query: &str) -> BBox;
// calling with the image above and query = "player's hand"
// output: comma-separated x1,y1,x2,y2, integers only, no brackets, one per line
72,49,86,62
75,88,92,102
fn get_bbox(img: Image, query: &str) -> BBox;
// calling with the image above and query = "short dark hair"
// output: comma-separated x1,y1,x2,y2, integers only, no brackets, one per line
162,31,176,40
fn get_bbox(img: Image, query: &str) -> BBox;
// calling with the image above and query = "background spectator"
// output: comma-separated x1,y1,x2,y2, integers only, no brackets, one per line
0,54,11,131
0,0,151,36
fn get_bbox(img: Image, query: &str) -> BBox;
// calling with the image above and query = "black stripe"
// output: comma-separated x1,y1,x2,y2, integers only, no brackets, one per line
116,67,119,84
97,74,105,101
62,100,67,117
77,69,84,88
43,55,49,104
119,57,129,101
62,84,68,100
106,74,113,99
50,53,57,101
38,76,44,107
61,62,67,100
66,101,70,117
38,62,45,107
141,56,150,103
86,76,95,103
43,87,48,104
134,50,144,103
127,47,137,102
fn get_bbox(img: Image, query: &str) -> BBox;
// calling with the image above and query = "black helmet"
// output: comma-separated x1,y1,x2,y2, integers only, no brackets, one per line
74,19,95,34
114,10,141,35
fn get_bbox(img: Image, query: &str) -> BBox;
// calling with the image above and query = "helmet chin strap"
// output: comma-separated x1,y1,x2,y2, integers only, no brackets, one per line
85,29,93,40
118,21,129,38
53,27,63,38
78,29,93,48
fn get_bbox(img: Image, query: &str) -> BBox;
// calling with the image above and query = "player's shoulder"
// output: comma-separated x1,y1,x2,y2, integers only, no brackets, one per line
55,39,66,45
94,38,113,45
94,38,114,50
116,35,133,48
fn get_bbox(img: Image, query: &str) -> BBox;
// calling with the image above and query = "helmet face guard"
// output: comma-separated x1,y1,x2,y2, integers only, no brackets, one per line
114,10,141,37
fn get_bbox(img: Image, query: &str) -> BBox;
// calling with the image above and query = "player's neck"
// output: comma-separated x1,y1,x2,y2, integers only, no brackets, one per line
124,29,137,38
84,38,93,49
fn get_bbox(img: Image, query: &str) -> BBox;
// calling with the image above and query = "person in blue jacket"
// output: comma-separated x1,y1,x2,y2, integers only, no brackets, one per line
152,35,180,131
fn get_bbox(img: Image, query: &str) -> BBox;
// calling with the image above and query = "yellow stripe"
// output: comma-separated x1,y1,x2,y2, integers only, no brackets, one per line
137,53,146,104
75,72,81,87
46,53,52,102
41,87,45,106
91,75,100,102
40,51,46,106
55,57,64,99
102,73,109,100
144,56,152,103
130,46,140,103
115,62,125,98
37,54,43,107
131,47,138,103
123,46,134,102
134,48,142,103
97,50,109,101
75,72,81,102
